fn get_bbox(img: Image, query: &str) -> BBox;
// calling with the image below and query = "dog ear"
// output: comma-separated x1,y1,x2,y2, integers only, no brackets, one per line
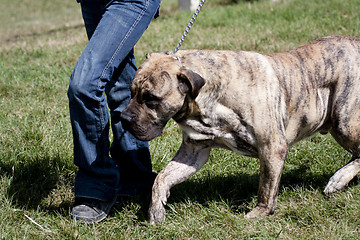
177,67,205,99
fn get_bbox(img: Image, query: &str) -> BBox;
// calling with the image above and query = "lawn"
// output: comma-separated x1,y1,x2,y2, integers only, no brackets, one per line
0,0,359,239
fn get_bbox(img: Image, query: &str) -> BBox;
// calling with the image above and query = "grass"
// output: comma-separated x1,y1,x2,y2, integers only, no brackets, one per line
0,0,360,239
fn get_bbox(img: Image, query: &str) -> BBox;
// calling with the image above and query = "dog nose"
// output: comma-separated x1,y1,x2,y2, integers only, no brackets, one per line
120,111,132,130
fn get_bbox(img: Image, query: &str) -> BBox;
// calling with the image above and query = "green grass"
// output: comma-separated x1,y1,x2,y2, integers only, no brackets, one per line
1,0,360,239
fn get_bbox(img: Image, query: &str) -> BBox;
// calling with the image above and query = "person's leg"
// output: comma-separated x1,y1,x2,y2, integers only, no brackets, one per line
106,49,157,197
76,0,106,40
68,0,161,222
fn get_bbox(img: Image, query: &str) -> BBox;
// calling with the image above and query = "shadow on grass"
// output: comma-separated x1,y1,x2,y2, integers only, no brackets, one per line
1,154,357,222
0,155,74,211
116,162,347,222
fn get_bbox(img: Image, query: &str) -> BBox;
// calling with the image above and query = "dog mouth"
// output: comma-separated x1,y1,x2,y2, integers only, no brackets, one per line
127,124,164,141
127,123,163,141
120,111,164,141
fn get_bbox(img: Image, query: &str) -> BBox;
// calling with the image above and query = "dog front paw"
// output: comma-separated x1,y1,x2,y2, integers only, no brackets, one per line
148,203,166,225
324,178,346,195
245,206,273,219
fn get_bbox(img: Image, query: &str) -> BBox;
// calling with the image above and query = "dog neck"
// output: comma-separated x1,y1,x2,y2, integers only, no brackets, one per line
173,95,201,123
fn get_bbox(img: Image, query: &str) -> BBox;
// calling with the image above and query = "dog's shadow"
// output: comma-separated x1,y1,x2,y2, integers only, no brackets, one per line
2,154,356,222
120,162,350,221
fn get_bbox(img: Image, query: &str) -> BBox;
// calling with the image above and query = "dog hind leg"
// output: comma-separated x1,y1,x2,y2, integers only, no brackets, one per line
324,156,360,194
325,108,360,194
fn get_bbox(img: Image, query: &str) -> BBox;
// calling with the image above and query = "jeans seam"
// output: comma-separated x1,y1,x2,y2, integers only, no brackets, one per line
96,79,105,134
100,0,150,80
97,0,150,144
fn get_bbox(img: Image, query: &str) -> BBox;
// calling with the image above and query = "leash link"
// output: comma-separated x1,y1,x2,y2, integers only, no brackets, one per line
172,0,206,54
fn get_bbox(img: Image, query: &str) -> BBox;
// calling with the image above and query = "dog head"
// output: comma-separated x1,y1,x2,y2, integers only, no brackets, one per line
120,52,205,141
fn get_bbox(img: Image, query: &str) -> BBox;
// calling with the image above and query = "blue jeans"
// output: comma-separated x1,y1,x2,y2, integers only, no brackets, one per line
68,0,161,201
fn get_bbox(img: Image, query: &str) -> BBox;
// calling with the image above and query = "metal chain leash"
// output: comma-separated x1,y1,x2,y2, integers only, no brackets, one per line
172,0,206,54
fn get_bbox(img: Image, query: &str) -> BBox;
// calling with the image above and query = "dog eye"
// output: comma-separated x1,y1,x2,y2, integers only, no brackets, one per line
145,100,158,109
143,93,161,109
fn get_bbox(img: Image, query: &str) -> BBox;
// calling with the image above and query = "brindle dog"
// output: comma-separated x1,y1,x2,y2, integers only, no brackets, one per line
120,36,360,224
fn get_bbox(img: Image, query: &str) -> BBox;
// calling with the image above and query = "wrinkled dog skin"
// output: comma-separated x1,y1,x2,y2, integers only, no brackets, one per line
121,36,360,224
